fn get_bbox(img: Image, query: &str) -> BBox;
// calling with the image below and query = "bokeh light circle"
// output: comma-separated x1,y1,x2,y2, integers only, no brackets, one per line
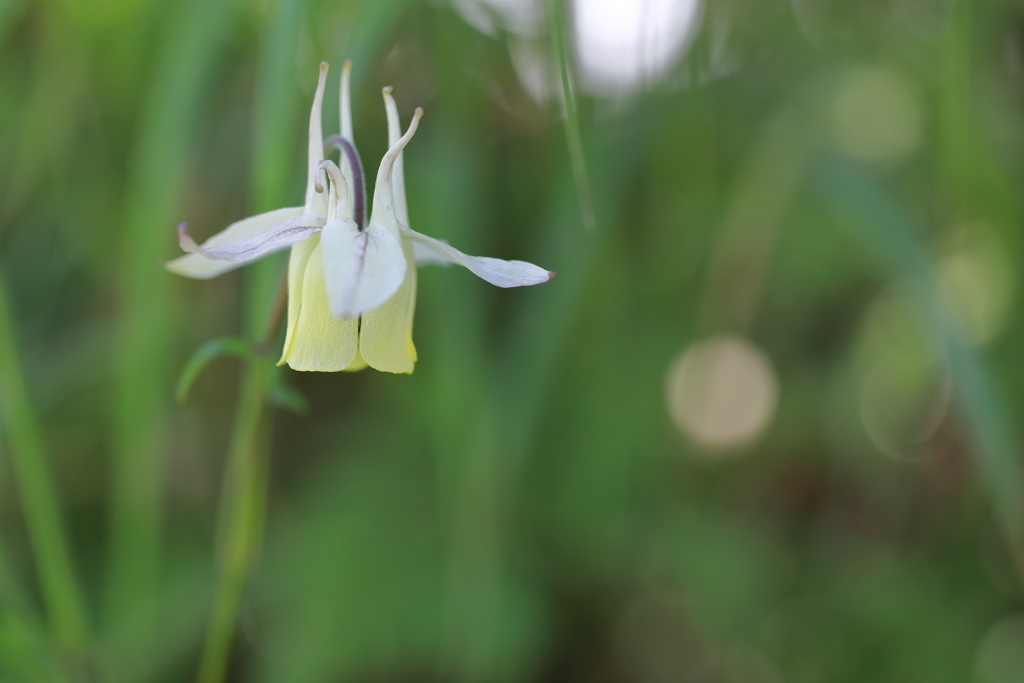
975,613,1024,683
936,223,1014,348
832,66,922,166
664,334,779,452
573,0,703,96
855,287,950,460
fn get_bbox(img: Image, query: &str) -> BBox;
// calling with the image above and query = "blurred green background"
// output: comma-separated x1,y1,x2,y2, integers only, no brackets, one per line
3,0,1024,681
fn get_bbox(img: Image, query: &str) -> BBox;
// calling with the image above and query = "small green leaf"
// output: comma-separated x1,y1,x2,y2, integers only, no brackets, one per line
175,337,253,404
268,370,309,415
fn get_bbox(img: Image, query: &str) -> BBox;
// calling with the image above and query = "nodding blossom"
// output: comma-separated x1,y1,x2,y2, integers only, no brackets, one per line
167,61,553,373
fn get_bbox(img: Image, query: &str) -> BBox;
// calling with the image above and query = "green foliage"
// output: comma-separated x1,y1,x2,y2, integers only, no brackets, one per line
2,0,1024,681
175,337,253,405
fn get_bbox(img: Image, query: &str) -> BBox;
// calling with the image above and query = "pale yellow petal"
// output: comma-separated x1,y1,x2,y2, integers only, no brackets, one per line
280,234,359,371
358,241,417,374
342,347,367,372
278,236,318,365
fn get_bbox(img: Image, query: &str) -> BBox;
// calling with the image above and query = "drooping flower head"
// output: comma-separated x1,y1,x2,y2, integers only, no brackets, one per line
167,61,553,374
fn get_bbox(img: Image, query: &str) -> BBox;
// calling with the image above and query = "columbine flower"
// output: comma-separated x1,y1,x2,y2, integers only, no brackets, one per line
167,61,553,373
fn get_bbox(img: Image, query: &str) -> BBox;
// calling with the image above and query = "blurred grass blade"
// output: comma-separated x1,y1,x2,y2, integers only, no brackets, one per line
107,0,235,645
939,0,972,205
250,0,305,212
194,1,308,680
175,337,253,404
813,154,1024,575
0,536,31,617
495,113,650,469
549,0,596,232
336,0,415,96
0,609,70,683
438,101,649,679
245,0,306,337
0,0,28,45
695,110,811,333
0,272,88,659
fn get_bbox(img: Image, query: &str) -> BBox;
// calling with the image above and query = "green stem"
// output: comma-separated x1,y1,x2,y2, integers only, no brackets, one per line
549,0,596,232
194,0,307,677
195,357,270,683
0,273,88,661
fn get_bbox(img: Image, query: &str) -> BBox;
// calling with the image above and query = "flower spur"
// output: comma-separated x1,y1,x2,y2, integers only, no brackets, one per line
166,61,553,373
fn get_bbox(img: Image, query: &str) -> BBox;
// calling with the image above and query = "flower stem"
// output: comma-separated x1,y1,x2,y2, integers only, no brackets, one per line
0,273,89,664
196,241,288,683
258,270,290,352
195,0,306,677
195,356,271,683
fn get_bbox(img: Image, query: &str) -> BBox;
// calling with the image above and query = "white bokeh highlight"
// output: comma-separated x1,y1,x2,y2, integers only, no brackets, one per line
574,0,703,95
452,0,541,36
664,334,778,452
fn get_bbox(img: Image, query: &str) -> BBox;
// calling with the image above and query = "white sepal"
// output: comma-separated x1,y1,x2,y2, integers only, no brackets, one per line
165,206,308,279
411,238,452,267
403,227,554,287
320,218,408,319
177,213,324,262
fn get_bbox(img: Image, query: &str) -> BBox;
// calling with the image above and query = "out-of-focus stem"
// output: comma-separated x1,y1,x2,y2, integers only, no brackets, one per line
549,0,596,232
695,110,811,334
195,357,270,683
196,273,286,683
194,0,306,672
0,273,88,661
933,0,1024,584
